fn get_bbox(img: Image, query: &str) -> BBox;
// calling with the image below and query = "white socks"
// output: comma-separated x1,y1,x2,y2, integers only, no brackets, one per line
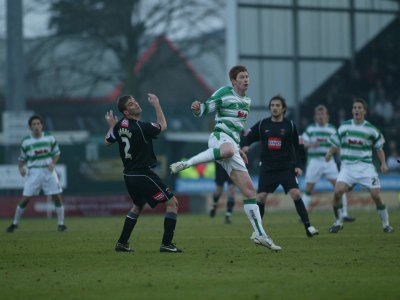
377,207,389,228
13,206,25,225
334,207,344,226
243,201,267,237
186,148,215,166
302,193,311,211
341,193,348,217
55,205,65,225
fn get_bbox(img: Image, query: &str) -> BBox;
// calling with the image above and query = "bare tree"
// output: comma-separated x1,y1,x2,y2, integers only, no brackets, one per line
25,0,225,99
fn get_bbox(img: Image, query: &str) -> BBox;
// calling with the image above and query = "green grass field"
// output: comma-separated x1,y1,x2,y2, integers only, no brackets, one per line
1,210,400,300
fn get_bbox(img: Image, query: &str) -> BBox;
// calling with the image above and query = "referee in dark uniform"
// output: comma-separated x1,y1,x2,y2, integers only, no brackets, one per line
105,93,182,253
241,95,319,237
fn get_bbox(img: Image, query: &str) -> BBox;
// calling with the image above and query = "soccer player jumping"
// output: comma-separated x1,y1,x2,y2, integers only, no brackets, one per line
170,65,281,251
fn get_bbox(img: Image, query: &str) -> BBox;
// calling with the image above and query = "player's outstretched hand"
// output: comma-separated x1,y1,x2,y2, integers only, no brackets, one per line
105,110,118,127
191,101,201,114
147,93,160,106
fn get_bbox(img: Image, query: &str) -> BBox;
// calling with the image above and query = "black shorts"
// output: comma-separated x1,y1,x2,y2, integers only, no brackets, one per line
258,168,298,194
215,162,233,186
123,169,174,208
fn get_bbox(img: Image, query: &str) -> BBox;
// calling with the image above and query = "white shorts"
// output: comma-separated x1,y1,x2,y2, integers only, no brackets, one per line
23,168,63,196
305,158,339,183
208,132,247,176
337,163,380,189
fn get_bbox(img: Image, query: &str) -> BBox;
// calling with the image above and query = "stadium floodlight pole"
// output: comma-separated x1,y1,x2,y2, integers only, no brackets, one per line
349,0,356,78
6,0,25,111
225,0,238,84
292,0,300,126
5,0,26,164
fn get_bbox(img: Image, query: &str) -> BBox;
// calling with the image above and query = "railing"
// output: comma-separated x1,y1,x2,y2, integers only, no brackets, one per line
175,174,400,194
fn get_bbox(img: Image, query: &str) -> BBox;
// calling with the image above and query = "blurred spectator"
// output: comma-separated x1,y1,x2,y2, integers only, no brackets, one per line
336,108,347,126
365,58,383,93
300,19,400,164
392,96,400,124
386,140,399,173
299,116,309,133
387,149,400,173
374,97,393,125
386,126,399,144
367,109,385,129
350,68,366,95
368,80,384,108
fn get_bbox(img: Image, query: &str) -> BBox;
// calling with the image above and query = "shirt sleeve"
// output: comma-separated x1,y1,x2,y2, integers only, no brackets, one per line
373,131,385,150
328,130,340,148
50,136,61,157
302,127,311,145
105,126,118,144
195,94,221,117
141,122,162,138
240,121,261,147
18,144,26,162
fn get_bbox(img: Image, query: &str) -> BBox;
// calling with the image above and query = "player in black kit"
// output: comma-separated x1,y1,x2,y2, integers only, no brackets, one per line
241,95,319,238
105,93,182,253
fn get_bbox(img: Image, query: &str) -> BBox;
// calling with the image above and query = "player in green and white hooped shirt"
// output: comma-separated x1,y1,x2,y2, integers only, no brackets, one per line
302,105,355,221
6,115,67,233
170,65,281,251
326,99,393,233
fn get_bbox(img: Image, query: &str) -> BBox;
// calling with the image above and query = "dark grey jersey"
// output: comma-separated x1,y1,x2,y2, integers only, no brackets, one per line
106,118,161,171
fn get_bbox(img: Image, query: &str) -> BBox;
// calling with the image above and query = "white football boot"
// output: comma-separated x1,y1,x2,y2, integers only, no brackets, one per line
253,235,282,251
170,161,189,174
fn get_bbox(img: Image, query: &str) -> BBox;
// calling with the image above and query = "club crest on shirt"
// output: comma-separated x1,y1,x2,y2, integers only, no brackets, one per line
121,119,129,128
237,111,248,118
280,129,286,136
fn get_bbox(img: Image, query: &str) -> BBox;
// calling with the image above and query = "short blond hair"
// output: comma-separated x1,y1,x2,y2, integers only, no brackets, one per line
314,104,328,114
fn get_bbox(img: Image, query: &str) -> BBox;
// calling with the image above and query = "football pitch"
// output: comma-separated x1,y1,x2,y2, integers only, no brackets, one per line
1,210,399,300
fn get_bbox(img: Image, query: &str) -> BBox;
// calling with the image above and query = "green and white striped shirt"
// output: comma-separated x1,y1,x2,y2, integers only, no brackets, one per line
19,132,61,168
328,119,384,165
303,123,337,159
195,86,250,144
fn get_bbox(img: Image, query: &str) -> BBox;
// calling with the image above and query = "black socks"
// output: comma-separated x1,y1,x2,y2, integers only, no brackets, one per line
257,202,265,219
118,211,138,244
162,212,177,245
294,199,311,229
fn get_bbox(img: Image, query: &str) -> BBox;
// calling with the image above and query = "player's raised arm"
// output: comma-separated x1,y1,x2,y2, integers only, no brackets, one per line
147,93,167,132
104,110,118,145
